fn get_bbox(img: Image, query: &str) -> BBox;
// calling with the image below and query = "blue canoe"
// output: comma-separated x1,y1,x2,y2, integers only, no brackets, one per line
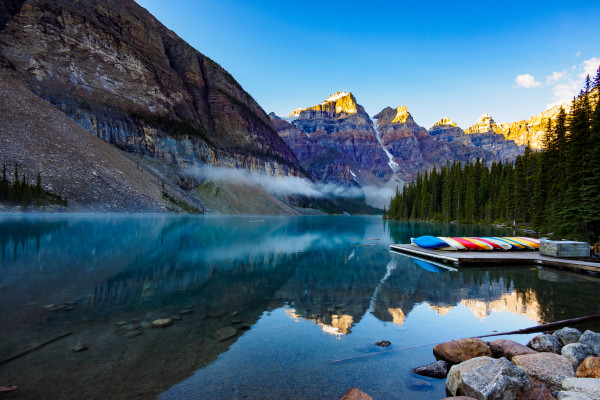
411,236,452,249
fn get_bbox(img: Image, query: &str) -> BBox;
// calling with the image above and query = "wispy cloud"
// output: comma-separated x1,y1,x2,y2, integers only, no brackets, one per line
515,73,541,88
575,51,581,57
546,56,600,108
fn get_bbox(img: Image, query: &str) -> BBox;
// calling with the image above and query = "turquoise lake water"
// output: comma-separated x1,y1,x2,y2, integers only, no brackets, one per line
1,215,599,399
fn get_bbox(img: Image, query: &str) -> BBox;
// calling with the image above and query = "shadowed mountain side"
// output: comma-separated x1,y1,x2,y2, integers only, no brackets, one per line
0,0,305,191
0,69,195,211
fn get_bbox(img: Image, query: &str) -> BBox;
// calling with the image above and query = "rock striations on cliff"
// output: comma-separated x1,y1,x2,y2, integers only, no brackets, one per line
0,0,304,191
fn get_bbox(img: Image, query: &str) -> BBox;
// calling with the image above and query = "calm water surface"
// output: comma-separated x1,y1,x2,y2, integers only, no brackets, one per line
1,215,599,399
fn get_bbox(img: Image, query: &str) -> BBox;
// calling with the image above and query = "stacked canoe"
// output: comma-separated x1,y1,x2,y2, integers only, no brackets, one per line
410,236,540,251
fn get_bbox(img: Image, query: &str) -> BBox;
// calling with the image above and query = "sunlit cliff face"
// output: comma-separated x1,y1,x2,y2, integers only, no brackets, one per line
430,117,458,129
288,91,358,117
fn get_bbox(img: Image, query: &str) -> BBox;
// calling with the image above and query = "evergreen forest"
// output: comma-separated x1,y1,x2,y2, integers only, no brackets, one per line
0,162,67,208
386,67,600,242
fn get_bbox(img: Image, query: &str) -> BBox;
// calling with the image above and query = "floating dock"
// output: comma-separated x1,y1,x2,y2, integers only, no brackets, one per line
390,244,600,274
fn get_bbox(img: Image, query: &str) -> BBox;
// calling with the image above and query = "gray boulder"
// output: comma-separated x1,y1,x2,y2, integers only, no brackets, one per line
459,357,532,400
447,357,494,396
580,331,600,356
557,391,595,400
562,343,595,368
554,327,583,346
528,334,564,354
561,378,600,399
411,360,450,379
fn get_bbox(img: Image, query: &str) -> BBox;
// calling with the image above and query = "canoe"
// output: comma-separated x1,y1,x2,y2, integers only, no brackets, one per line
476,237,506,250
462,237,494,250
480,237,513,250
506,237,538,249
450,237,486,250
411,236,455,250
491,237,527,249
438,237,467,250
514,237,540,248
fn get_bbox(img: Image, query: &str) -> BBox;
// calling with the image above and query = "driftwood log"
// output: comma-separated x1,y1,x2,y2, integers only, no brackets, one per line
0,332,72,366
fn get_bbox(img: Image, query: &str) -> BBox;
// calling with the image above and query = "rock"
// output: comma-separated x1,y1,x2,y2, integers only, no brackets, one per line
579,331,600,356
0,386,18,393
457,357,532,399
562,344,595,368
518,385,557,400
124,324,140,331
213,327,238,342
179,309,193,315
239,323,252,331
447,357,495,396
229,311,240,317
512,352,575,391
125,330,141,338
375,340,391,347
576,357,600,378
151,318,173,328
43,304,55,310
441,397,478,400
554,328,583,346
528,334,564,354
490,339,538,360
170,316,182,321
340,387,373,400
433,338,492,364
412,360,450,379
116,321,130,326
72,341,88,352
561,378,600,399
230,319,242,324
556,391,595,399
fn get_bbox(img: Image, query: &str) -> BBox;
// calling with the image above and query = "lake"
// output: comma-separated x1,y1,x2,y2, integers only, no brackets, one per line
1,214,599,399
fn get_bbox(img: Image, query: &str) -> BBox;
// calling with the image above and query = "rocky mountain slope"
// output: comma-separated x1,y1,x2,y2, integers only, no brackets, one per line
465,104,571,149
0,0,306,197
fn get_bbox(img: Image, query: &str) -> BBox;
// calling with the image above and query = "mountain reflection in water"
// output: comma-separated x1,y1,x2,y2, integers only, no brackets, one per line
0,215,599,400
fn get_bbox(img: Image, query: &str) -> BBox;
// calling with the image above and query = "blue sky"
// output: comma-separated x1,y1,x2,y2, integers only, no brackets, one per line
135,0,600,129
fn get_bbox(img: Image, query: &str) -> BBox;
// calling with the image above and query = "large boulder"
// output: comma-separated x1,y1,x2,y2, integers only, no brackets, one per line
554,328,583,346
561,378,600,399
411,360,450,379
489,339,538,361
579,331,600,356
447,357,494,396
512,352,575,391
340,387,373,400
518,385,558,400
527,334,564,354
562,343,595,368
458,357,532,400
576,357,600,378
434,338,492,364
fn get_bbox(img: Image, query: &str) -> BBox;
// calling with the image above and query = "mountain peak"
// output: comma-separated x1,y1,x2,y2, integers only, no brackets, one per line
431,117,457,129
288,91,359,117
374,106,415,125
465,113,498,134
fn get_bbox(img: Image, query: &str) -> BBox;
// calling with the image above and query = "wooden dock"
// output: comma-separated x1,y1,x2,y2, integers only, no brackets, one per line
390,244,600,273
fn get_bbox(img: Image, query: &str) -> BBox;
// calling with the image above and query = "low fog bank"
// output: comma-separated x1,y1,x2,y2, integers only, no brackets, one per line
184,166,392,208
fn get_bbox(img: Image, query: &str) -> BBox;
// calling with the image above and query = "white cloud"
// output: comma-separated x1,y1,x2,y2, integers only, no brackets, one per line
546,71,566,84
575,51,581,57
515,73,541,88
579,57,600,80
546,56,600,108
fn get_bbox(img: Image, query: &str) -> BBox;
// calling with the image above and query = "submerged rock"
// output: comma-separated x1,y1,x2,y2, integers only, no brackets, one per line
151,318,173,328
375,340,391,347
512,352,575,391
412,360,450,379
489,339,537,360
579,331,600,356
528,334,564,354
125,330,141,338
562,343,595,368
213,327,237,342
576,357,600,378
457,357,532,399
434,338,492,364
554,328,583,346
340,387,373,400
179,309,193,315
561,378,600,398
72,341,87,352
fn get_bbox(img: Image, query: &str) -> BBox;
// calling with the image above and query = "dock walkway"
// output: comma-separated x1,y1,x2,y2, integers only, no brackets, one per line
390,244,600,273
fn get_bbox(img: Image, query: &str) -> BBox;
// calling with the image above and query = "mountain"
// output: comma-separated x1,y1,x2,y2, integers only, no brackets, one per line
0,0,328,213
465,104,571,149
275,91,393,185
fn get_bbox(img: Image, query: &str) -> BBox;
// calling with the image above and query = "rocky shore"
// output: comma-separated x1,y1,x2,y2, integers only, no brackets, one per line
410,327,600,399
